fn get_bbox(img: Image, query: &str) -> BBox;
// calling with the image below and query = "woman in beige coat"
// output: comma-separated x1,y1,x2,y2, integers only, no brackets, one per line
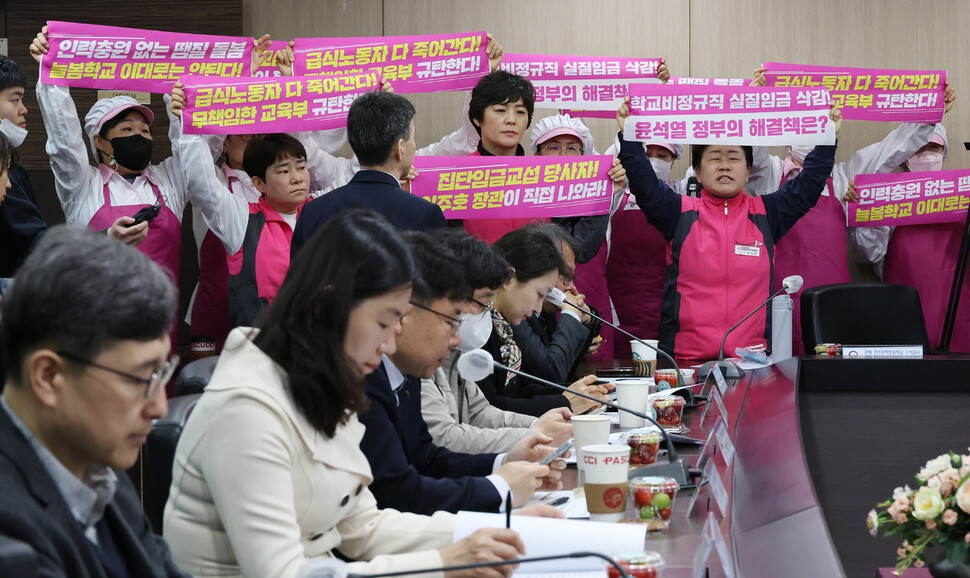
163,209,544,577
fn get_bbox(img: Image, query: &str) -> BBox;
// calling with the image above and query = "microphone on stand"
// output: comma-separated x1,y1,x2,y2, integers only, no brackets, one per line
457,350,700,487
341,552,634,578
697,274,804,381
545,288,696,403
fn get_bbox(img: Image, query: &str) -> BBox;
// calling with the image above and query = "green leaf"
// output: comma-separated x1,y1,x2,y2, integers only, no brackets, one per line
944,540,968,564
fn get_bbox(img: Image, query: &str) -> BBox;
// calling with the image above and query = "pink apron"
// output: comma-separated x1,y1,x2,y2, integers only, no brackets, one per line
605,192,667,360
87,175,182,350
884,222,970,352
572,238,614,361
773,175,846,355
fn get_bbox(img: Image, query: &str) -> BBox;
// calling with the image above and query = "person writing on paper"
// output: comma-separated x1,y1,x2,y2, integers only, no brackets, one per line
421,227,574,454
615,98,840,361
746,69,957,354
476,225,610,416
851,124,970,352
164,209,548,578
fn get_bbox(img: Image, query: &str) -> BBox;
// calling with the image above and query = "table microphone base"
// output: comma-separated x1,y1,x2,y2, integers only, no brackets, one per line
697,360,745,381
628,459,698,488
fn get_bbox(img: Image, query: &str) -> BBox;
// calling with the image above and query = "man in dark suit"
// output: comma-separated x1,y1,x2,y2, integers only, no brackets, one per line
291,91,446,257
358,232,563,516
0,226,188,577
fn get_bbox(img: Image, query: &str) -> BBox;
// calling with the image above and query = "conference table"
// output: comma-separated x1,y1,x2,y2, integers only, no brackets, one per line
573,354,970,578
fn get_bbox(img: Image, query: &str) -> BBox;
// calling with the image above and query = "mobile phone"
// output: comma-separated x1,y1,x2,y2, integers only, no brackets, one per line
130,198,166,227
539,439,574,466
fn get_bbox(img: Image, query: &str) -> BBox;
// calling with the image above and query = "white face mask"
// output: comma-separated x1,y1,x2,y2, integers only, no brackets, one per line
905,151,944,173
457,309,492,352
0,119,27,148
789,144,814,164
649,157,672,183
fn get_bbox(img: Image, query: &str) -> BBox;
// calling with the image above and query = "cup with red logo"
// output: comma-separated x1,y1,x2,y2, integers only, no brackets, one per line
581,444,630,522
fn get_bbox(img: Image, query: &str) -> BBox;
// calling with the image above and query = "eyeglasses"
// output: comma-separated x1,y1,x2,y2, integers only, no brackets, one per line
409,301,462,335
471,298,494,312
57,351,179,399
539,143,583,154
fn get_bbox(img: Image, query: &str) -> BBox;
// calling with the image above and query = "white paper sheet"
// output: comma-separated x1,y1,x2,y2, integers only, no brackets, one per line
453,511,647,573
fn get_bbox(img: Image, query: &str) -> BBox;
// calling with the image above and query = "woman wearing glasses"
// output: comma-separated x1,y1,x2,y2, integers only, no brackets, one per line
164,210,534,578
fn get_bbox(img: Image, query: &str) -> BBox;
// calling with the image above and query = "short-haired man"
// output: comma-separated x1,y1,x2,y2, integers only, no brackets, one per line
420,228,573,454
358,231,563,515
291,92,446,256
0,226,187,576
0,55,47,277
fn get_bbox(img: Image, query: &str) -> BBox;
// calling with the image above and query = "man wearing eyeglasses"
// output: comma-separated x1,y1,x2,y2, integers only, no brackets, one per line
358,231,567,517
0,226,188,577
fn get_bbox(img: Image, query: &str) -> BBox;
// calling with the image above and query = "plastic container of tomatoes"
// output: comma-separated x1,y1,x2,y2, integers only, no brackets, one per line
630,476,679,530
605,551,665,578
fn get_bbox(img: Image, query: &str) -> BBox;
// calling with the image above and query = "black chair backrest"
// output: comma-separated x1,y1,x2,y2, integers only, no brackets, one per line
172,356,219,397
141,393,202,534
0,531,38,577
800,282,930,351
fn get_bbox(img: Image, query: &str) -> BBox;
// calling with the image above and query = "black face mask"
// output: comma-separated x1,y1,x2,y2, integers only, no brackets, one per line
105,134,153,172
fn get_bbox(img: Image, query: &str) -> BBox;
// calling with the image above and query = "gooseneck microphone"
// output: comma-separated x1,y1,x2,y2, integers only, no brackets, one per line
698,274,804,381
546,288,693,402
342,552,632,578
457,350,698,487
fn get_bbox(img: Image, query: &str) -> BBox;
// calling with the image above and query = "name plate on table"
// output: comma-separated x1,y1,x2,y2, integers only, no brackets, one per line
693,513,736,578
842,345,924,358
687,458,729,519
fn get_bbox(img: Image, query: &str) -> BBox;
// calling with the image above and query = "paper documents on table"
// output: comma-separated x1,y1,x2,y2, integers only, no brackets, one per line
453,511,646,575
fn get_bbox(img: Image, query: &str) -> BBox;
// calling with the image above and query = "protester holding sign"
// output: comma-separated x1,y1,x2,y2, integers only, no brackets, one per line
850,125,970,352
747,70,957,354
616,97,841,361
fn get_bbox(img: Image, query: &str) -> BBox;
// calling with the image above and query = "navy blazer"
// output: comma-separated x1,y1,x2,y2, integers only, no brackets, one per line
0,407,188,577
290,169,446,257
0,166,48,276
358,364,502,515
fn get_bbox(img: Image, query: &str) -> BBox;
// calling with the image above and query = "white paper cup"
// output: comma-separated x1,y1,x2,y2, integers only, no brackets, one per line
581,444,630,522
571,414,612,482
614,378,650,428
631,340,659,377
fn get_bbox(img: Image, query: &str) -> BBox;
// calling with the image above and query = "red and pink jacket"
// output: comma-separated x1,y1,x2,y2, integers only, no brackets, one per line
618,135,836,361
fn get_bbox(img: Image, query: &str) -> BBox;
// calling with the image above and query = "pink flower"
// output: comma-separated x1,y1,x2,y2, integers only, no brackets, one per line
897,547,907,557
914,560,925,568
943,509,958,525
925,519,937,530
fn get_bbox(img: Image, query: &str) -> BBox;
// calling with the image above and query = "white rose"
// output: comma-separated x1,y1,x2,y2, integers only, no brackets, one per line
956,481,970,515
867,509,880,536
893,485,913,500
918,455,952,481
928,477,942,491
912,487,945,520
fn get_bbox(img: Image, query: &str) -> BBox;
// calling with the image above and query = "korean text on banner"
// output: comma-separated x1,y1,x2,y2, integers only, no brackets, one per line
623,83,835,146
763,62,946,123
293,32,488,93
500,54,663,113
181,72,381,135
411,155,613,220
849,169,970,227
41,21,250,93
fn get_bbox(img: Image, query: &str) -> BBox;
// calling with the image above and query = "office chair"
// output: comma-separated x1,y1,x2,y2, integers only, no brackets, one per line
141,393,202,533
172,356,219,397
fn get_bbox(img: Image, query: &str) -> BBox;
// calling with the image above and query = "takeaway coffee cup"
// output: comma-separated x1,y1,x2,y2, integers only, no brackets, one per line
571,414,612,484
613,378,651,428
631,340,658,377
582,444,630,522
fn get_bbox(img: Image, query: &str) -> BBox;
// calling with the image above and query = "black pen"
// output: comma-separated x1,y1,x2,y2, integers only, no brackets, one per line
505,492,512,528
547,496,569,508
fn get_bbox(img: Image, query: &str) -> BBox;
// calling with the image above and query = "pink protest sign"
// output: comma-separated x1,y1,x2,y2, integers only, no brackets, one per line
41,21,250,93
181,72,381,135
252,40,294,78
848,170,970,227
501,54,662,113
293,32,488,93
623,83,835,145
763,63,946,122
670,77,748,87
411,155,613,219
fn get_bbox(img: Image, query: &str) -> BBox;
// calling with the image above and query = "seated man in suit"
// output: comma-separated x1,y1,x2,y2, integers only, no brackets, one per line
0,225,187,577
359,231,564,516
291,91,446,257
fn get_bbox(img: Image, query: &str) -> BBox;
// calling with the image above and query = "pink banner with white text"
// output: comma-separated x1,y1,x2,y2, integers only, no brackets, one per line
763,62,946,122
623,83,835,145
501,54,662,113
848,170,970,227
181,72,381,134
293,32,488,93
41,21,250,93
411,155,613,219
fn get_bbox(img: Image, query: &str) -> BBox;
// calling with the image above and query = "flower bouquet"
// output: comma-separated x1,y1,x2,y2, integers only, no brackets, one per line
867,450,970,575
